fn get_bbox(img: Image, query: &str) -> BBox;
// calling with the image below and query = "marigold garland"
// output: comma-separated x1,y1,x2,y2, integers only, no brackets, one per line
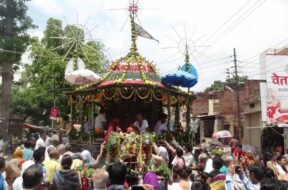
135,88,151,99
119,88,135,99
102,89,118,100
151,90,163,101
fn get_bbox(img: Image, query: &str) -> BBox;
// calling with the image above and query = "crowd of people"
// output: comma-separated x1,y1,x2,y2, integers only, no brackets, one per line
0,130,287,190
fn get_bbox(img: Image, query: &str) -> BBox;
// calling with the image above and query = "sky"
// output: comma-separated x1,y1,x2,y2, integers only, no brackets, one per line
22,0,288,91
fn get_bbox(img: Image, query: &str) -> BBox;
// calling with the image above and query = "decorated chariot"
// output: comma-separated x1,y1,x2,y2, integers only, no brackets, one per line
64,1,198,184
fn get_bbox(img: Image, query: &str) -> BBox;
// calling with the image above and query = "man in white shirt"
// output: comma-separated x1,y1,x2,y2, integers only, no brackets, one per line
35,132,46,150
133,113,149,132
154,114,167,134
45,133,51,147
204,158,213,173
13,160,35,190
95,108,107,137
183,143,196,168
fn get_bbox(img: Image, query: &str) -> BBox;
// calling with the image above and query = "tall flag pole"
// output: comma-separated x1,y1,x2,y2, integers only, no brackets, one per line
185,43,190,72
128,0,158,55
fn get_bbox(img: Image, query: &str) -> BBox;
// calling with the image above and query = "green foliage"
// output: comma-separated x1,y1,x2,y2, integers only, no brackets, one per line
146,164,172,180
83,41,109,74
84,168,96,178
0,0,36,126
106,132,121,153
42,18,63,50
65,25,84,42
226,75,248,87
69,127,80,141
106,131,121,162
10,18,108,125
142,133,156,144
155,165,172,179
75,166,95,178
0,0,37,63
211,148,224,156
205,80,226,92
11,84,55,125
205,75,248,92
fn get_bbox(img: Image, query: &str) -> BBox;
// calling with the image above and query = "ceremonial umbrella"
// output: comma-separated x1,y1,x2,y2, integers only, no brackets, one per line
162,70,196,87
65,69,101,85
212,130,232,139
181,63,198,88
64,57,101,85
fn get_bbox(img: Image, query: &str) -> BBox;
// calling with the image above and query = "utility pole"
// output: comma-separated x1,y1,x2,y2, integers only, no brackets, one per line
233,48,242,144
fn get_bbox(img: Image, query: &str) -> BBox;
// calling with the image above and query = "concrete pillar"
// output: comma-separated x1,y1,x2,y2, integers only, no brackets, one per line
200,120,204,140
284,128,288,154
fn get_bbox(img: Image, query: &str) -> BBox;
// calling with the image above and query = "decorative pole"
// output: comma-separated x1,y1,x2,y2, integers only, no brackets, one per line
174,98,181,144
69,96,73,126
127,2,147,84
119,2,138,82
91,101,94,142
186,97,192,144
186,98,191,132
174,98,180,130
128,1,139,56
167,93,171,130
129,13,138,55
184,43,192,142
184,43,190,72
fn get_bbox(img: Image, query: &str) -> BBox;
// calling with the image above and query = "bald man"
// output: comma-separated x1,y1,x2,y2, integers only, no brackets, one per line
56,144,66,162
93,169,109,190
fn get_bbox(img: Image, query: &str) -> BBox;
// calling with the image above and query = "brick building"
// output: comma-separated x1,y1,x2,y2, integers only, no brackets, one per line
192,80,264,148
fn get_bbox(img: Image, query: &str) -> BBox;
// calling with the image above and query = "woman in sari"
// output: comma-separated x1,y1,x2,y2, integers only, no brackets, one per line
81,150,96,168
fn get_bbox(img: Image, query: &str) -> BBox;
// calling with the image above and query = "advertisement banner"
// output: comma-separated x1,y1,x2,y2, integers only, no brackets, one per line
266,54,288,125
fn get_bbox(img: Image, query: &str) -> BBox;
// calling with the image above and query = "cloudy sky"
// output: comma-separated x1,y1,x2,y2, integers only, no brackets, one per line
25,0,288,91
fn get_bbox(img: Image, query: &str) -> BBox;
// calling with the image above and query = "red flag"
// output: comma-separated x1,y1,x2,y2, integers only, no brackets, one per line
50,107,58,120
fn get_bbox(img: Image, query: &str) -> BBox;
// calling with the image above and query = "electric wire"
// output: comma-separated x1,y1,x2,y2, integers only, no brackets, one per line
212,0,267,44
200,0,251,46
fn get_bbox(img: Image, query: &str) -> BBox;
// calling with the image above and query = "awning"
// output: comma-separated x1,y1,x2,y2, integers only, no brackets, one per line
22,123,50,131
197,114,217,118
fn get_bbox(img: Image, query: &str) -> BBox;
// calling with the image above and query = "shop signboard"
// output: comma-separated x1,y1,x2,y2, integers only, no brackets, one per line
265,54,288,125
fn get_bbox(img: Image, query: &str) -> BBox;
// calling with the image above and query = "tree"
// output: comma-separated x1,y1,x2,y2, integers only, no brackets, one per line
226,75,248,88
10,18,108,126
0,0,35,132
205,75,248,92
205,80,225,92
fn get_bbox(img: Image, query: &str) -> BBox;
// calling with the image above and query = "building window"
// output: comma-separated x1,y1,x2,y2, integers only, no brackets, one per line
223,124,230,131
